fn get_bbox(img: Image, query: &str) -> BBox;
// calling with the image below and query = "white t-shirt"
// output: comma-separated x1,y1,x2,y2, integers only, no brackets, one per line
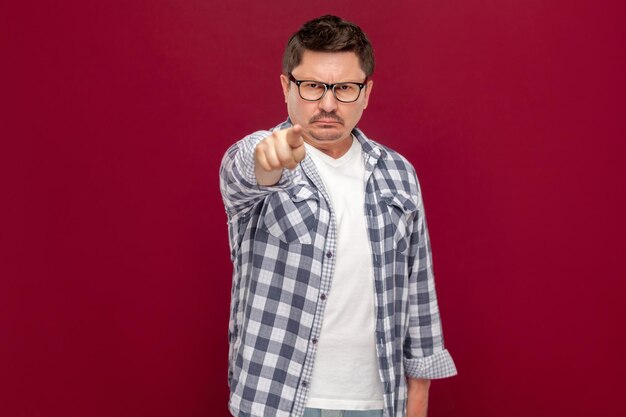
304,137,385,410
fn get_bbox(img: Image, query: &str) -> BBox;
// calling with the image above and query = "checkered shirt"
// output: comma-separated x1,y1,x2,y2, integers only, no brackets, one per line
220,120,457,417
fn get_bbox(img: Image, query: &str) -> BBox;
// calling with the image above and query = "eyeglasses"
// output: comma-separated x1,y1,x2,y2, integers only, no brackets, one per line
288,73,367,103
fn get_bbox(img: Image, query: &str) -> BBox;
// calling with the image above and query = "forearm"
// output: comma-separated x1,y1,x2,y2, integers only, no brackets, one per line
406,377,430,417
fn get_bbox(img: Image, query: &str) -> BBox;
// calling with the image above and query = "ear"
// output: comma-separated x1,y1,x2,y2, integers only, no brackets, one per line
280,74,290,103
362,79,373,109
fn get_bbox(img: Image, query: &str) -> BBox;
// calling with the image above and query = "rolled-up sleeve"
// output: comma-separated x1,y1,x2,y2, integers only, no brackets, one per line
403,180,457,379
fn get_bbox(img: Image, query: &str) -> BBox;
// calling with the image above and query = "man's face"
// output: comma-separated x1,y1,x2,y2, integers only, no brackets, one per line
280,50,373,153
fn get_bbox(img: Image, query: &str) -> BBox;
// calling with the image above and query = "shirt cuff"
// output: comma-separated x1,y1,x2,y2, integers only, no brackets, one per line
404,349,458,379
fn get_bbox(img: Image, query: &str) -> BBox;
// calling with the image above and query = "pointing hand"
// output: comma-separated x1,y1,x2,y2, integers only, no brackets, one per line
255,125,306,185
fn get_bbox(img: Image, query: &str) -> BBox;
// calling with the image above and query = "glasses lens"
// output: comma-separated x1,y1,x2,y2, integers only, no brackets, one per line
299,82,327,100
334,83,361,102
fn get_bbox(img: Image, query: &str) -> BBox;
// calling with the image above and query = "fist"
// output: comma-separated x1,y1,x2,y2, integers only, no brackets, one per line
255,125,306,172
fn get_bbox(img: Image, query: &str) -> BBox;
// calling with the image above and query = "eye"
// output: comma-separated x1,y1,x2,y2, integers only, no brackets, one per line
302,82,323,89
337,84,356,91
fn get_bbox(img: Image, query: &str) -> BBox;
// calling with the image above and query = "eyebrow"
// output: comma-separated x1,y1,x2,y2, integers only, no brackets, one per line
290,74,368,84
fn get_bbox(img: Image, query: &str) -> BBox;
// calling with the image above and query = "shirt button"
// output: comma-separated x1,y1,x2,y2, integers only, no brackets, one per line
312,338,318,344
320,293,327,300
302,381,308,387
326,251,333,258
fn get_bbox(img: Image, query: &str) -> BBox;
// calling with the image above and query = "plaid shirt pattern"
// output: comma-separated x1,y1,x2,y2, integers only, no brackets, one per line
220,120,457,417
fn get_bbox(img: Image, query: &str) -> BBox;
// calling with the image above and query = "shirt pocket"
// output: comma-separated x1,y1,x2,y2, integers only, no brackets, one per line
380,190,418,254
262,184,319,245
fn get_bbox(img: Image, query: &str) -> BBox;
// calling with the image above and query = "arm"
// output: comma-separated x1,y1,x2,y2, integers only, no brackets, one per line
403,179,457,414
222,125,306,385
406,378,431,417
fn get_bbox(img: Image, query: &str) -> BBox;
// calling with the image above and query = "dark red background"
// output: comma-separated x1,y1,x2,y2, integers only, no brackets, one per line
3,1,625,416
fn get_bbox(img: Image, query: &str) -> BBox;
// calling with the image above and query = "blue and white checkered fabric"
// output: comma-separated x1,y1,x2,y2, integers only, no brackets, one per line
220,120,457,417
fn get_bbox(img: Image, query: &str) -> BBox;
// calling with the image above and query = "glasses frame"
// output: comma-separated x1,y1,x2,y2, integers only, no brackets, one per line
288,73,368,103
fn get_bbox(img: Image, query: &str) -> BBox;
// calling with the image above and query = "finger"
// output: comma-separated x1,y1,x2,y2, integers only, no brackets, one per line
262,141,281,170
255,150,271,172
285,125,304,148
291,144,306,164
276,142,298,170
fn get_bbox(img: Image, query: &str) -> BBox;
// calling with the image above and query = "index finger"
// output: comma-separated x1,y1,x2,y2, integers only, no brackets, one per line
285,125,304,148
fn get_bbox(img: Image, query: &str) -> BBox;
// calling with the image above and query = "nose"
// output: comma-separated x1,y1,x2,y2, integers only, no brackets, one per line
318,88,339,112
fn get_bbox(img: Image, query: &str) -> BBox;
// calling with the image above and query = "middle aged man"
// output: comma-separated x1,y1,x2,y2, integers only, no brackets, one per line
220,15,457,417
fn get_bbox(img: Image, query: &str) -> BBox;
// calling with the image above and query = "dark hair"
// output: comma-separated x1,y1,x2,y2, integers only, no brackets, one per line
282,15,375,77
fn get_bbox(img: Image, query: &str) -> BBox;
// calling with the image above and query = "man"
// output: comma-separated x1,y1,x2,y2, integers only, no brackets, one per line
220,15,456,417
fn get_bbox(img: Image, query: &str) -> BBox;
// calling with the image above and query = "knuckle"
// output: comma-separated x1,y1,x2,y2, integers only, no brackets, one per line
256,140,268,151
262,134,276,146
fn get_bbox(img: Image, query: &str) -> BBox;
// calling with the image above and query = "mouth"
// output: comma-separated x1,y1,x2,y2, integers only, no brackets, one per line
311,118,343,126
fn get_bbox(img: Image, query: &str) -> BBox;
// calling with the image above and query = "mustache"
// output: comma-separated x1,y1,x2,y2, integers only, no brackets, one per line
309,112,344,124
